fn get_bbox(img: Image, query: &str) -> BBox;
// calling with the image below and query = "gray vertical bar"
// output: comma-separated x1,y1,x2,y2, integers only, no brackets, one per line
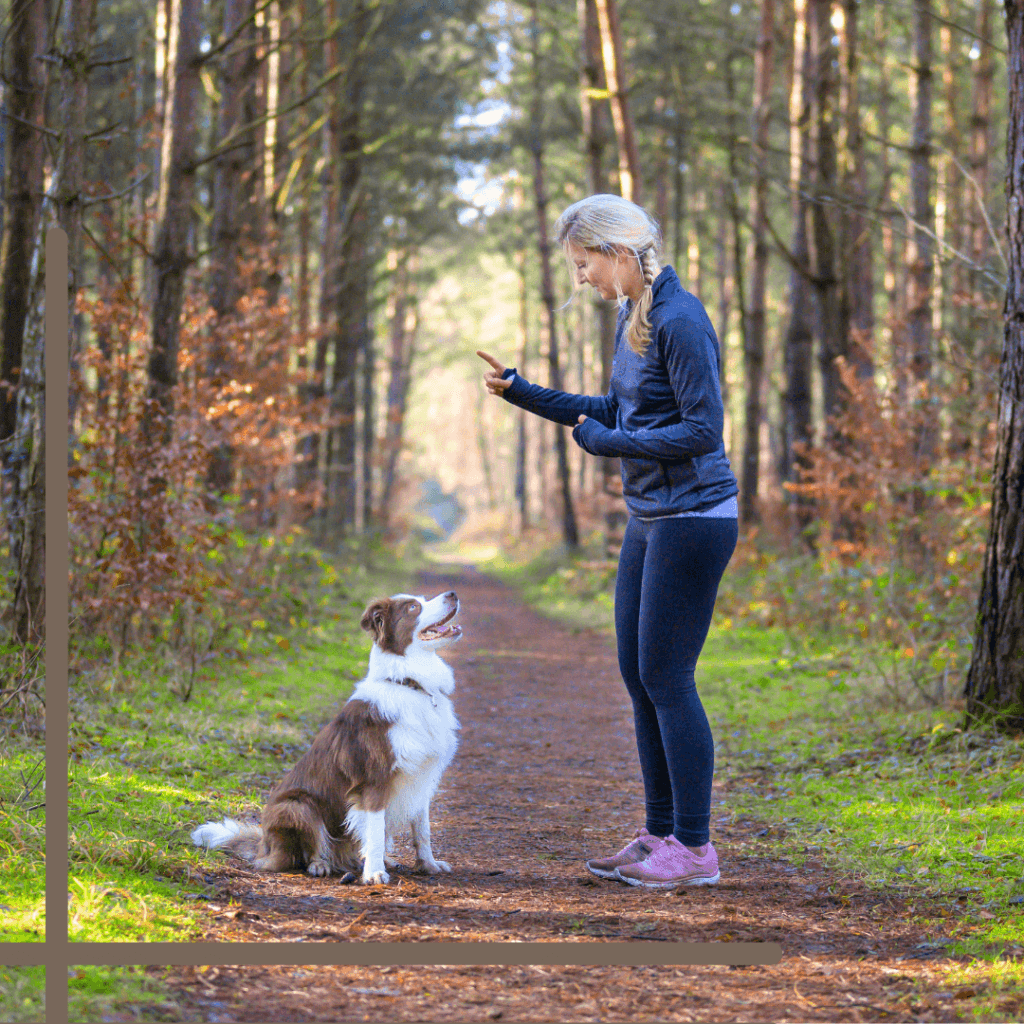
45,226,69,1024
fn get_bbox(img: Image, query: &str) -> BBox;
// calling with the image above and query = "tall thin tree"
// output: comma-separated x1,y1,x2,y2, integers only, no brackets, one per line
0,0,47,465
144,0,202,446
741,0,775,524
529,0,578,549
593,0,641,203
780,0,815,523
964,0,1024,730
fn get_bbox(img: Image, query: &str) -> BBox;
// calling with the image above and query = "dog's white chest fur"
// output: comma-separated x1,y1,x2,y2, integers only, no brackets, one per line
343,628,461,882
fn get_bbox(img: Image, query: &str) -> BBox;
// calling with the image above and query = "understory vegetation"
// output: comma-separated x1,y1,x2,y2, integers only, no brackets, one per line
0,966,45,1023
67,536,422,943
0,630,45,944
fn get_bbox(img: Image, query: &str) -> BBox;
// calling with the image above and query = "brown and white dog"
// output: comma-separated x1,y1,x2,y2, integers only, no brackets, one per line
191,591,461,885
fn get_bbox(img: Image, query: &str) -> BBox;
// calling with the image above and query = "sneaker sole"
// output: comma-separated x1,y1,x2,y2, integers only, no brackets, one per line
586,861,628,879
614,869,720,888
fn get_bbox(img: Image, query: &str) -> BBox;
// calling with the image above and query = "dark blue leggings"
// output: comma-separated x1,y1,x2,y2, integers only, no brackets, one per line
615,514,737,847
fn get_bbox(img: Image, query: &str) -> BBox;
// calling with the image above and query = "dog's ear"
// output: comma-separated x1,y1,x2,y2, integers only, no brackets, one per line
359,598,391,643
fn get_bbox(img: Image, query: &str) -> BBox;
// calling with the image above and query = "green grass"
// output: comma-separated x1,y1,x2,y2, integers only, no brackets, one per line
485,541,1024,1022
0,736,45,943
68,966,183,1022
69,546,422,942
0,967,44,1022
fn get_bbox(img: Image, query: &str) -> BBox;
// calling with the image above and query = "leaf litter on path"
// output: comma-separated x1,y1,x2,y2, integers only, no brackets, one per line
155,566,987,1022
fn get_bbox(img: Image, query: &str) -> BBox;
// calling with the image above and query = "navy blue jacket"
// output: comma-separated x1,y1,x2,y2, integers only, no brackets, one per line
501,266,738,518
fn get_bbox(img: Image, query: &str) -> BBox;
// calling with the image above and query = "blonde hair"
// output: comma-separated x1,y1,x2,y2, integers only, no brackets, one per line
555,194,662,356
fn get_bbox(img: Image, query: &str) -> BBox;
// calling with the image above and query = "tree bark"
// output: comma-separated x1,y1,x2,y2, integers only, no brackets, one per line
6,224,51,644
593,0,641,203
964,0,1024,729
907,0,937,472
379,251,418,531
54,0,99,443
296,4,337,501
723,53,749,482
324,0,371,540
144,0,201,446
741,0,775,524
0,0,47,461
837,0,875,382
965,0,996,469
530,0,578,549
809,0,842,427
514,246,530,535
578,0,623,553
780,0,814,516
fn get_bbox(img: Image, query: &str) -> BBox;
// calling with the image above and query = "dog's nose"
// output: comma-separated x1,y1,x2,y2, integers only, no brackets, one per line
446,591,458,601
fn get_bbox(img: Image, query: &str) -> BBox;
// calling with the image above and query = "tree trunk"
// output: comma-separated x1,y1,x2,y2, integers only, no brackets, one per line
714,188,731,450
965,0,995,471
907,0,936,472
144,0,201,446
324,0,370,541
938,2,970,461
837,0,875,381
0,0,46,463
206,0,261,496
809,0,842,427
514,247,530,535
780,0,814,519
964,0,1024,729
593,0,641,202
530,0,578,549
296,6,337,501
723,53,749,482
55,0,99,445
742,0,775,524
379,252,418,531
876,3,901,363
578,0,623,553
359,299,376,533
5,222,54,644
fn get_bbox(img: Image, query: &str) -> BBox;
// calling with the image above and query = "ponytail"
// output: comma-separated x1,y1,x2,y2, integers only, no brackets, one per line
625,247,659,357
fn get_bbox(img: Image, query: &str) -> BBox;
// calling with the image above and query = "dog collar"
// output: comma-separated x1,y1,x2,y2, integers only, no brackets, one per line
387,676,437,708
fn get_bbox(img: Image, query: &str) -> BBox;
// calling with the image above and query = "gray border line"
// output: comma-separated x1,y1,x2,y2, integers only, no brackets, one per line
33,226,784,1024
67,941,782,967
45,227,70,1023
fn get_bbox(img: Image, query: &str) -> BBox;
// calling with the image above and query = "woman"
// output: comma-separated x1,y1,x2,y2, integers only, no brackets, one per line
478,193,738,887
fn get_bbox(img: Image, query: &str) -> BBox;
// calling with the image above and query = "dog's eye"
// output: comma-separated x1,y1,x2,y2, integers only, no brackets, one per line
407,603,419,615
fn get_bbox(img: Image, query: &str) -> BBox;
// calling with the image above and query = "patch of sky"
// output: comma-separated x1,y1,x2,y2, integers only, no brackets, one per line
455,164,506,225
454,101,510,131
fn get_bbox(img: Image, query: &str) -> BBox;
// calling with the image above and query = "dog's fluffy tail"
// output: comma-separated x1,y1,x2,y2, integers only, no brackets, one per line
191,818,262,862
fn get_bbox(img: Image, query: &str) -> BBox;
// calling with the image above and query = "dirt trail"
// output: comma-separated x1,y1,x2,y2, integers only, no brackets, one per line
154,566,968,1022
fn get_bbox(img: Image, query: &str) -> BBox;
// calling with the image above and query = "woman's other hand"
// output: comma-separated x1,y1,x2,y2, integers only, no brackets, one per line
478,350,512,396
578,415,587,423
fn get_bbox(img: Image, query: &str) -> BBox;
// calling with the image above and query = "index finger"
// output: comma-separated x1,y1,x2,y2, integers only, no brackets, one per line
476,350,506,373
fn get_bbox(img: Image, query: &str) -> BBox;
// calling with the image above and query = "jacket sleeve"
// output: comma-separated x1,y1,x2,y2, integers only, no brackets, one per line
570,315,724,459
500,368,618,429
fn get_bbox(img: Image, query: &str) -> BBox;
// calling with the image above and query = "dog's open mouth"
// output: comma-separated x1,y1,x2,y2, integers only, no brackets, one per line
420,606,460,641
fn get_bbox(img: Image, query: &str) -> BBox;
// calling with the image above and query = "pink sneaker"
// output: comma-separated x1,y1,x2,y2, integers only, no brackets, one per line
615,835,720,887
586,827,663,879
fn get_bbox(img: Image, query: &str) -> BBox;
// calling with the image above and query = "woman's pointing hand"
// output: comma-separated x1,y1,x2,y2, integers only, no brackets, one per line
478,350,512,396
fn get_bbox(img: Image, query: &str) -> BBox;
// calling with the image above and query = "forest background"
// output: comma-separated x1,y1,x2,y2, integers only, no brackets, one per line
0,0,1022,1014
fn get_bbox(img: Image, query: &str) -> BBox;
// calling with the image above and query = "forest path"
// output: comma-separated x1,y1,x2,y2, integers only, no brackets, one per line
158,565,965,1022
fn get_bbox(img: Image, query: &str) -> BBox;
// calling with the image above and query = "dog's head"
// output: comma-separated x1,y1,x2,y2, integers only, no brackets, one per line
359,591,461,654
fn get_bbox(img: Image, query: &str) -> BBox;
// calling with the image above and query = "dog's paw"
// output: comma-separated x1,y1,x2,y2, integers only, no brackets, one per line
361,868,390,885
307,858,332,877
415,858,451,875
